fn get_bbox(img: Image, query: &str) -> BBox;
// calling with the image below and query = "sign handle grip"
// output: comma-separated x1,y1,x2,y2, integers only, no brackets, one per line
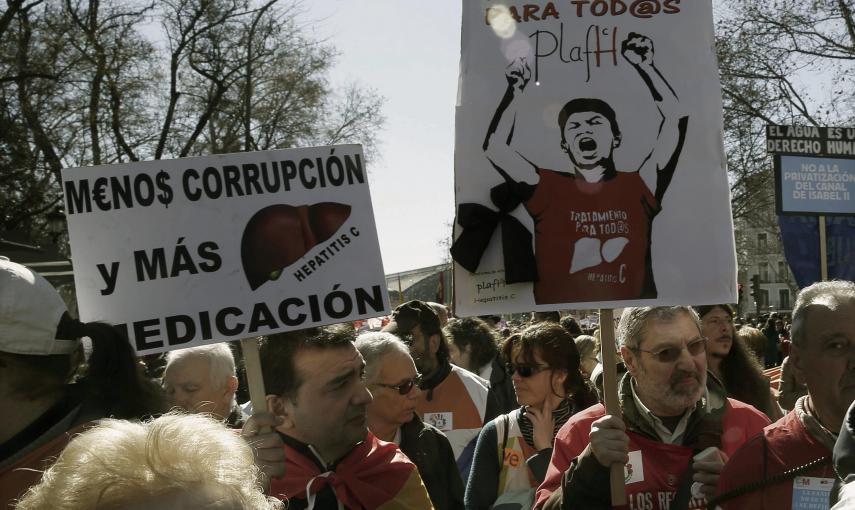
599,309,627,508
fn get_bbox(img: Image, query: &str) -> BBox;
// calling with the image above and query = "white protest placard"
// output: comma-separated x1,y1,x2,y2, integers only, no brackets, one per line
452,0,737,315
63,145,389,355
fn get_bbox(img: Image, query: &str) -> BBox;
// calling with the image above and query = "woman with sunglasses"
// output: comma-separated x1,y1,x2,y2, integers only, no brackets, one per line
464,323,599,509
355,332,465,510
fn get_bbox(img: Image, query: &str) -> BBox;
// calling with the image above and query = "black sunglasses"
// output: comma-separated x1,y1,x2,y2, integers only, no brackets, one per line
375,376,422,395
505,363,550,378
632,337,707,363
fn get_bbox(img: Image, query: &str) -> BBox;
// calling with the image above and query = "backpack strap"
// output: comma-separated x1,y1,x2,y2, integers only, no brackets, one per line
497,413,510,466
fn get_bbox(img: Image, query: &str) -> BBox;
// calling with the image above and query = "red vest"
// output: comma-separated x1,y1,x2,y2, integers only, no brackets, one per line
536,400,769,509
716,410,836,509
0,422,93,509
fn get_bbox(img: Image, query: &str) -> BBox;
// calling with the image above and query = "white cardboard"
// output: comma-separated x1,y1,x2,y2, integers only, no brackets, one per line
453,0,737,314
62,145,389,354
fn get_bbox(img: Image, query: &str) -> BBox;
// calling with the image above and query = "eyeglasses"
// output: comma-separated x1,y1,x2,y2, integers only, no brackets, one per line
632,337,707,363
506,363,550,377
375,376,422,395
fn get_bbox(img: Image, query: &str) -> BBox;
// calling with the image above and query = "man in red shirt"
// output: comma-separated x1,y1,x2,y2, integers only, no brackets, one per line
534,306,769,509
714,280,855,509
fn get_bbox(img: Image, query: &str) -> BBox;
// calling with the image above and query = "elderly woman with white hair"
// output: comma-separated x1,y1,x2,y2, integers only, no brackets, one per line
355,331,464,510
14,412,283,510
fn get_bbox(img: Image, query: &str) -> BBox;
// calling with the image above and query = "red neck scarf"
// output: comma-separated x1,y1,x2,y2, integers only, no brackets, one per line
271,432,416,509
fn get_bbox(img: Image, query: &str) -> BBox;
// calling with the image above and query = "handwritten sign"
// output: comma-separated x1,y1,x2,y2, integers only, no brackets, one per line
452,0,736,314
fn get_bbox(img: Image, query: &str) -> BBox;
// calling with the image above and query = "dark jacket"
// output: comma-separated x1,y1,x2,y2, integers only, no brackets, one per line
487,355,518,416
400,414,465,510
763,327,780,367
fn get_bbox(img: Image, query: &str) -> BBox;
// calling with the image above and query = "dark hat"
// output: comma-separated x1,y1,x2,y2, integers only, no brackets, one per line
382,300,441,337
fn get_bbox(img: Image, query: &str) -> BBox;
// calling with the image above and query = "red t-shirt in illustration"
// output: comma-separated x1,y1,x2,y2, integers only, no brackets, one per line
524,169,660,304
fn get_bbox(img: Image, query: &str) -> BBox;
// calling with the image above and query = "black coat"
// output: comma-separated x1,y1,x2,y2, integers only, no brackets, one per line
400,414,465,510
487,356,519,416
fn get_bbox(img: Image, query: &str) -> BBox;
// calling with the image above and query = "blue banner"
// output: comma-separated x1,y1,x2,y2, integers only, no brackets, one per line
777,155,855,215
778,215,855,288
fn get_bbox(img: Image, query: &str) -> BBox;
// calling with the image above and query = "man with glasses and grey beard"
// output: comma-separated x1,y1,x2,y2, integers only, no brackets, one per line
535,306,770,510
355,332,464,510
382,300,501,483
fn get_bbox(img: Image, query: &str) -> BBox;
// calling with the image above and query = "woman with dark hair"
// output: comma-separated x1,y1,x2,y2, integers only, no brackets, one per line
0,258,167,507
464,323,599,509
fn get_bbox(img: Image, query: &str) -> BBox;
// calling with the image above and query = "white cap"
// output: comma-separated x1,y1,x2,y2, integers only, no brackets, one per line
0,256,79,355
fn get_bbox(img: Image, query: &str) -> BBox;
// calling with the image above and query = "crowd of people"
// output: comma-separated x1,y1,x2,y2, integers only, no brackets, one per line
2,255,854,509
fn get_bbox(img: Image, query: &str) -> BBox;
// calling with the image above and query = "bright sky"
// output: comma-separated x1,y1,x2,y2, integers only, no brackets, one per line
305,1,462,274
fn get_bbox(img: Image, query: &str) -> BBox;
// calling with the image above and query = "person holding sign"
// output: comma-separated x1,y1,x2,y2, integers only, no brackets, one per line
0,258,167,509
482,33,688,305
534,306,769,509
714,281,855,509
258,325,433,510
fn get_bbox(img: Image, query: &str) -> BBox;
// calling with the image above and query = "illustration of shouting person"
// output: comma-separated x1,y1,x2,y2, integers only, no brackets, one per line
482,32,688,304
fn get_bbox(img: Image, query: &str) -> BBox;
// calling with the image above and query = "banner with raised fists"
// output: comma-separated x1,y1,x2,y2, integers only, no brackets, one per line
452,0,737,315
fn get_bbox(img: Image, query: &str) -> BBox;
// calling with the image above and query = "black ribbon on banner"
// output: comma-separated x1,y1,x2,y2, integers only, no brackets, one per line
450,181,537,284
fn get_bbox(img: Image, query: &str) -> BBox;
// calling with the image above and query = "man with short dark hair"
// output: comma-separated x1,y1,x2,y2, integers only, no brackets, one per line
258,324,433,510
694,304,781,421
715,280,855,509
383,301,500,482
535,306,769,509
445,317,517,415
559,316,583,338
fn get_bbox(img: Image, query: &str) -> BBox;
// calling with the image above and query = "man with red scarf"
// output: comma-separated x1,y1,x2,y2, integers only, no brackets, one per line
257,324,433,510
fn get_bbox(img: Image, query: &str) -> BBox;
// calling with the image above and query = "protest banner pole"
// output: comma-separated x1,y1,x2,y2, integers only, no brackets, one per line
599,309,627,507
241,337,268,415
818,215,828,281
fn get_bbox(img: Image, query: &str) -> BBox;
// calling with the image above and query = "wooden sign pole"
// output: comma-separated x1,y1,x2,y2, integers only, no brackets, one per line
599,309,627,507
819,215,828,281
241,337,269,415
